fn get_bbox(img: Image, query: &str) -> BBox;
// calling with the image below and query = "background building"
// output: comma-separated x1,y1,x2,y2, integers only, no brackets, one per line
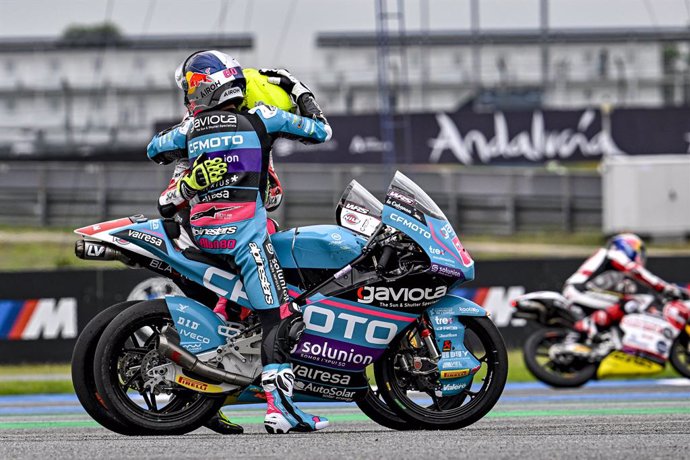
0,33,253,157
0,1,689,238
316,27,690,113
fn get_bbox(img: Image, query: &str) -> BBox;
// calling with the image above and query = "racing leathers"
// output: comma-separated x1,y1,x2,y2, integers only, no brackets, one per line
150,67,310,215
170,103,331,433
152,116,284,217
564,246,680,336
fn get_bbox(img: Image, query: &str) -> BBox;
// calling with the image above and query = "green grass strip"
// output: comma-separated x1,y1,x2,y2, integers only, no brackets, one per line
0,381,74,395
0,349,682,395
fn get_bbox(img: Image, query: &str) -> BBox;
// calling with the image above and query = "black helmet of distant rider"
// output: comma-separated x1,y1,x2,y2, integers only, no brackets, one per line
175,50,246,114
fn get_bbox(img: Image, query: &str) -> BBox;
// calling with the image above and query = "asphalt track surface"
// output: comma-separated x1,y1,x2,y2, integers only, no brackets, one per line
1,379,689,460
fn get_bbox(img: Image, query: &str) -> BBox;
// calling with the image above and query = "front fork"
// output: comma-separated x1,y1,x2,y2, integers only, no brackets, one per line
418,319,441,361
395,319,441,374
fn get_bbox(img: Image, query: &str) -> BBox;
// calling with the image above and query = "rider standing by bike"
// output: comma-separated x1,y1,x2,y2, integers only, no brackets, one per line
149,66,303,218
148,54,326,435
151,50,332,434
564,233,684,338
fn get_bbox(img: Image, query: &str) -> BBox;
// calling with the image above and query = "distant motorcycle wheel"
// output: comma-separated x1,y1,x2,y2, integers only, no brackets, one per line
375,316,508,430
523,328,597,388
669,331,690,378
93,300,224,435
71,301,141,435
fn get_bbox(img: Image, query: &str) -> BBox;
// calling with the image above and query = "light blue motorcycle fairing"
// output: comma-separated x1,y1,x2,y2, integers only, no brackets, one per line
427,294,488,317
382,205,475,282
109,214,485,401
425,295,486,396
110,219,252,308
233,384,338,403
165,296,226,354
271,225,367,269
110,219,365,303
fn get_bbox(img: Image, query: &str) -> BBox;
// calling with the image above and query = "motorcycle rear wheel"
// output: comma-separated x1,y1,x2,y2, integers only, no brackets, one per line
669,331,690,378
523,328,597,388
71,301,141,435
374,316,508,430
93,300,224,435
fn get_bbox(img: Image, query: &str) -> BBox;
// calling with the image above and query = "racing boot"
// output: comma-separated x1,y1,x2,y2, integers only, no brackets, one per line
573,316,598,340
203,410,244,434
574,304,625,341
262,363,329,434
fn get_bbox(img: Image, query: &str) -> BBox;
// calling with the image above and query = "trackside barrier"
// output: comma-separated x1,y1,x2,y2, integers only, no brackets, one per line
0,162,601,234
1,256,688,363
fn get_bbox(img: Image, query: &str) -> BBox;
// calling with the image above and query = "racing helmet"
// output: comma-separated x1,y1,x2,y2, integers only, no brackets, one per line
608,233,646,265
175,50,246,113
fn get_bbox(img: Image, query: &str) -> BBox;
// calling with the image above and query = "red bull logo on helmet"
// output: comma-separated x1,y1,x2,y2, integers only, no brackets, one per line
186,71,213,95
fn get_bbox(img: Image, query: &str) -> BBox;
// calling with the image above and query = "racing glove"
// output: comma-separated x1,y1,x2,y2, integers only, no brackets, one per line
662,283,685,301
158,159,190,218
259,68,313,101
177,154,227,200
265,156,284,212
259,68,328,124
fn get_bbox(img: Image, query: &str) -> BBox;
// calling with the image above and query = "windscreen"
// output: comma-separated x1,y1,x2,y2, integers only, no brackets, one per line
335,180,383,237
385,171,446,220
382,171,475,283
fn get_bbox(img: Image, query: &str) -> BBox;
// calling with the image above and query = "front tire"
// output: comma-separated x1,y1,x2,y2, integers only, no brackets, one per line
523,328,597,388
356,373,418,430
374,316,508,430
93,300,224,435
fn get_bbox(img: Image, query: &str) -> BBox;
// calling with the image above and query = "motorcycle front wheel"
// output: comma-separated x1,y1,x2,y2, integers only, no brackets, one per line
374,316,508,430
355,367,419,430
523,328,597,388
93,300,224,435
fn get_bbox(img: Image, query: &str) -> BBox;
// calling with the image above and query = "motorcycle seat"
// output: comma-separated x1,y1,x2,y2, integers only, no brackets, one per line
182,247,239,273
160,216,277,274
160,218,238,273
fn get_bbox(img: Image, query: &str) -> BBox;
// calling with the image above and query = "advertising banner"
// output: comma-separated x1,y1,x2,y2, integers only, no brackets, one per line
1,256,688,362
0,270,151,363
19,107,690,165
271,108,690,166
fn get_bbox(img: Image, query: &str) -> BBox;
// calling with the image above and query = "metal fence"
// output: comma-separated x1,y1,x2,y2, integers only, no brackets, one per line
0,162,601,234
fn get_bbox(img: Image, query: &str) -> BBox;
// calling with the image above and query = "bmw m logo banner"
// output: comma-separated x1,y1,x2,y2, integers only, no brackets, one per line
0,298,77,340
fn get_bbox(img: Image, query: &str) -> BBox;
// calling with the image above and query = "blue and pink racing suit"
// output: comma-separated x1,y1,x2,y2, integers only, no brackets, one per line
181,105,331,315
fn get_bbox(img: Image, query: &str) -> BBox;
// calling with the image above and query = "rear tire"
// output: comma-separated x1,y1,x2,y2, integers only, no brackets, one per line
71,301,140,435
93,300,224,435
669,332,690,378
523,328,597,388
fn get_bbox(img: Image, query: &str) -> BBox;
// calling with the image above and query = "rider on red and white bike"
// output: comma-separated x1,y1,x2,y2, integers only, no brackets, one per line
564,233,686,338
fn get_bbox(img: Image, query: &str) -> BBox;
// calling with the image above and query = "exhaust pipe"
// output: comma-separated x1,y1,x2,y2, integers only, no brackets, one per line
75,240,121,261
157,328,252,386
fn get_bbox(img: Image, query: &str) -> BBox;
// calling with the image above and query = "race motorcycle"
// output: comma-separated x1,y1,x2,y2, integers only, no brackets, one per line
512,288,690,387
72,171,508,434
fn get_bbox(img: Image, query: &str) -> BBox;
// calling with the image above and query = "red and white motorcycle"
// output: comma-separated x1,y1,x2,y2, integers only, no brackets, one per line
512,289,690,387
